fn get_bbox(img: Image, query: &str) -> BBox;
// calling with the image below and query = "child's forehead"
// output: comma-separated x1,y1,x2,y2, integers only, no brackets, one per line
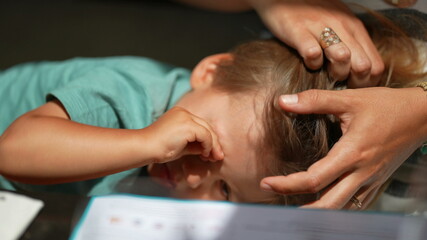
225,92,267,122
214,91,267,157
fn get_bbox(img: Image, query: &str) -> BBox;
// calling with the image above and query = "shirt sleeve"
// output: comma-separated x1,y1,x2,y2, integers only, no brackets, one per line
47,66,154,130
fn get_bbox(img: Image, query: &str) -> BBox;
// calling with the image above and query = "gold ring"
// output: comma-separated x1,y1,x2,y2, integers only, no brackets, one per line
319,27,342,49
350,195,363,209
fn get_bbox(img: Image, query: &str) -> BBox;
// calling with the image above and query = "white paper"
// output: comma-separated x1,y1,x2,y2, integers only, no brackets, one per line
71,194,427,240
0,191,44,240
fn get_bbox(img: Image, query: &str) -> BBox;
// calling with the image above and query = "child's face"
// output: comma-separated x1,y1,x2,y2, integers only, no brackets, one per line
148,88,274,203
148,54,276,203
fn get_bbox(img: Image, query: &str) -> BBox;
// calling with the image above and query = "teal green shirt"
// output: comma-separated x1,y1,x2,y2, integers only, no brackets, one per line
0,56,191,195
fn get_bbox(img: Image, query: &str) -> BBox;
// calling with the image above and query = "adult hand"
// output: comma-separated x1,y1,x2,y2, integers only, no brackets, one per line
146,107,224,164
260,87,427,210
246,0,384,88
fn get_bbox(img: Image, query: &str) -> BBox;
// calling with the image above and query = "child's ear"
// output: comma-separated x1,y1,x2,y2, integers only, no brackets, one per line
190,53,233,89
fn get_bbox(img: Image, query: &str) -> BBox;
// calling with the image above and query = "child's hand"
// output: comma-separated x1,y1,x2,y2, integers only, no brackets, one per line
146,107,224,164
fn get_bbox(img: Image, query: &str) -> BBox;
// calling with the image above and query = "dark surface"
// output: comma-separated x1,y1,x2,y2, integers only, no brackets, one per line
17,190,88,240
0,0,264,70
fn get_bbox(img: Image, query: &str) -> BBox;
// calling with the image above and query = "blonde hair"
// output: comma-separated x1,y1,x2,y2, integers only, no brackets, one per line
213,11,427,205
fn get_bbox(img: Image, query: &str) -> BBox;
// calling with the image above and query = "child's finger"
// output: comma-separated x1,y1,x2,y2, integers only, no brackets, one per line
193,116,224,161
191,116,224,161
190,122,212,158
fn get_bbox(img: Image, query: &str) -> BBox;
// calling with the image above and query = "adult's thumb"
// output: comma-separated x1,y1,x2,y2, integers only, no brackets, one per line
278,89,350,115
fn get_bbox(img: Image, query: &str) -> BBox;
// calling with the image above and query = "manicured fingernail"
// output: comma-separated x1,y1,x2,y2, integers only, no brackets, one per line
260,182,273,192
280,94,298,104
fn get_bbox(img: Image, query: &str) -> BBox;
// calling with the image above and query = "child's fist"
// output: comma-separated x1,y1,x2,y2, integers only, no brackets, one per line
146,107,224,164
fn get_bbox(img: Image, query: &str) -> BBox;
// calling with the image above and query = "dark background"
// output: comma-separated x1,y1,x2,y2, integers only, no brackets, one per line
0,0,265,70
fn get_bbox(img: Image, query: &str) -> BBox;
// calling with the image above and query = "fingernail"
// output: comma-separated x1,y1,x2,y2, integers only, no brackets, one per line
280,94,298,105
260,182,273,192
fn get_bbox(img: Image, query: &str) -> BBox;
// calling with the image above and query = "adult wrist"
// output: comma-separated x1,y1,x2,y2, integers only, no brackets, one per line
413,87,427,144
414,82,427,153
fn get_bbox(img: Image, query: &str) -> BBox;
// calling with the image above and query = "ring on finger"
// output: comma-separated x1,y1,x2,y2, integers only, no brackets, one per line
319,27,342,49
350,195,363,209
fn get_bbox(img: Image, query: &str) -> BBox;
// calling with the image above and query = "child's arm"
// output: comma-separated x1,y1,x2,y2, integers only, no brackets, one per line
0,100,223,184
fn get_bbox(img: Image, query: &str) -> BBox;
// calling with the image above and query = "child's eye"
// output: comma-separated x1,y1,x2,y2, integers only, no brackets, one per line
220,180,230,201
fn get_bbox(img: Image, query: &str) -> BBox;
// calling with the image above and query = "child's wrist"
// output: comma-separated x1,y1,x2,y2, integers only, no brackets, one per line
133,128,163,166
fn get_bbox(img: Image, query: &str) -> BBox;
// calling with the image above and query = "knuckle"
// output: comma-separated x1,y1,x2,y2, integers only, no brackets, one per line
345,149,366,168
353,18,365,29
303,47,322,61
164,150,177,160
307,174,322,193
352,58,371,75
371,60,385,77
332,47,351,63
346,18,365,34
353,148,374,165
303,89,322,105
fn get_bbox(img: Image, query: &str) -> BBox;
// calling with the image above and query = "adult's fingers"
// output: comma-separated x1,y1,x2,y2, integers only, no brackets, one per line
330,24,372,88
359,186,381,210
277,25,324,70
323,42,351,81
348,28,384,88
301,175,360,209
343,20,384,88
334,185,380,210
320,20,384,88
278,89,354,115
301,170,377,210
348,48,371,88
260,140,352,195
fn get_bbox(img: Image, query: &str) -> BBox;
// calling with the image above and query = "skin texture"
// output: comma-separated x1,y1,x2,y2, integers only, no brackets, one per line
174,0,385,88
261,87,427,210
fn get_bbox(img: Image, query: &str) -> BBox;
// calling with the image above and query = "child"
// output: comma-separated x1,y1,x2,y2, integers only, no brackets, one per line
0,49,280,202
0,11,426,206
